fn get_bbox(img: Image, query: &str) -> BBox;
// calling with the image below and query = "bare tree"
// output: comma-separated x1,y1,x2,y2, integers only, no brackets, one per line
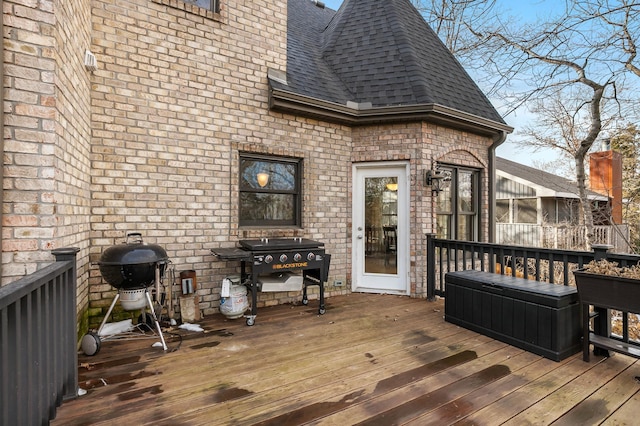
462,0,640,246
611,124,640,251
413,0,497,53
415,0,640,248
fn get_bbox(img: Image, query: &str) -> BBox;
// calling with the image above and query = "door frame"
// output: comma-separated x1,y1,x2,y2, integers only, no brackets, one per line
352,161,410,295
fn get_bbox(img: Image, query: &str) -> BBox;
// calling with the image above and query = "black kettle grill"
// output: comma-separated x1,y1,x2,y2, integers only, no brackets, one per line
98,233,168,289
82,233,169,356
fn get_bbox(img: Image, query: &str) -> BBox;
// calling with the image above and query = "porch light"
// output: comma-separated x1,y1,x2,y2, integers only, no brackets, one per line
257,172,269,187
425,168,451,195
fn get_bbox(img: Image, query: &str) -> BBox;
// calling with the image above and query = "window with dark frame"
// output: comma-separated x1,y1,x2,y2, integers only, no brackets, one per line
239,154,302,227
182,0,219,13
435,166,480,241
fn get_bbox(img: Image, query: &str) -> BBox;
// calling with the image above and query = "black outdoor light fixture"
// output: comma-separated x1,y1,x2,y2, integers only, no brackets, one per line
425,164,451,195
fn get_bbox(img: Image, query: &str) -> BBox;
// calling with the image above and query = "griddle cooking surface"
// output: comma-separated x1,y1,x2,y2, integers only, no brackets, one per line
239,238,323,251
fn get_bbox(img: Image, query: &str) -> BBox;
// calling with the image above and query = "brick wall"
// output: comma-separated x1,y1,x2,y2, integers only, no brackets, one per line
2,0,496,330
3,0,93,291
87,0,352,326
353,123,493,297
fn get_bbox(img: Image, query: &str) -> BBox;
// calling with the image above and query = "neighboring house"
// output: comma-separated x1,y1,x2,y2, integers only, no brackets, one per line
495,157,629,251
1,0,511,328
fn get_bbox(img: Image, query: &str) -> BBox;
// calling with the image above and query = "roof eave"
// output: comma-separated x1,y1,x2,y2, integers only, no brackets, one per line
269,85,514,137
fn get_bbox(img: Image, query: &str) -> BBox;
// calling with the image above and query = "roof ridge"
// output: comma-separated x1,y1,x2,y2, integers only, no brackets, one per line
386,0,432,102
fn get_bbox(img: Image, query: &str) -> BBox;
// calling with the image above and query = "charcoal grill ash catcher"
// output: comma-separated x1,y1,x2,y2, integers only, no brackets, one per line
81,233,173,355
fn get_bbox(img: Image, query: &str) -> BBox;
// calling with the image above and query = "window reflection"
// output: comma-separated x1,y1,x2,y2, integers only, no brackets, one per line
364,177,397,275
435,166,479,241
239,154,301,227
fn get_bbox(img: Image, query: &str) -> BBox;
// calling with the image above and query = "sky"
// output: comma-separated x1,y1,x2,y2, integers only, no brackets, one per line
315,0,566,167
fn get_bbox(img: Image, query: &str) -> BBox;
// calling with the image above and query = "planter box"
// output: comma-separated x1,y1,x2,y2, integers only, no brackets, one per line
445,270,581,361
573,270,640,312
573,269,640,361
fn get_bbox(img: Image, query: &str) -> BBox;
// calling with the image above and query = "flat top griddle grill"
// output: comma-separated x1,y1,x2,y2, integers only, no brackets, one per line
212,238,328,326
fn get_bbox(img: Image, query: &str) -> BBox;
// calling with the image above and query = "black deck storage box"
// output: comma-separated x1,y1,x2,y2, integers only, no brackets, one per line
444,270,581,361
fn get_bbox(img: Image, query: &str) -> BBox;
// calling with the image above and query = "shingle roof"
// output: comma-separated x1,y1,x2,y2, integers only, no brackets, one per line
269,0,510,132
496,157,607,200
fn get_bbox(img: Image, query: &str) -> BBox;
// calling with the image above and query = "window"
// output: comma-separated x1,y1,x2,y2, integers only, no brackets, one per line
515,198,537,223
154,0,220,16
496,199,510,223
436,166,480,241
239,154,302,227
186,0,219,13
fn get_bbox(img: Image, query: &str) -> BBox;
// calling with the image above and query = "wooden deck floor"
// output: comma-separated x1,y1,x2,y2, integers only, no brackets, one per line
52,293,640,425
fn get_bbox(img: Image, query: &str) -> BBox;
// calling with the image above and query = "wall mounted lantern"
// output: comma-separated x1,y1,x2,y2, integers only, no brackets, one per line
425,166,451,195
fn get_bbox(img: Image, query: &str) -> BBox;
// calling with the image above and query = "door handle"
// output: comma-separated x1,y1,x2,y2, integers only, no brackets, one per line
357,235,363,239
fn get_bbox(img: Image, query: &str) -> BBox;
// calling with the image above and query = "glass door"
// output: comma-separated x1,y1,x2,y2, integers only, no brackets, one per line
353,163,408,294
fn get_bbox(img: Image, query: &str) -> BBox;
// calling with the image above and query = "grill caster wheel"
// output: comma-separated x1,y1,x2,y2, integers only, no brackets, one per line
246,317,255,326
319,307,326,315
81,332,101,356
302,299,308,305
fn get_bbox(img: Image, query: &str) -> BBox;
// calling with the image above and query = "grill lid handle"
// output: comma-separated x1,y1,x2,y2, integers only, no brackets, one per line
126,232,144,244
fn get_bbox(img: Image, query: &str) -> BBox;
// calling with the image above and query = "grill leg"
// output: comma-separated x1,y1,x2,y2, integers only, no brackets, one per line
97,293,120,335
146,290,168,350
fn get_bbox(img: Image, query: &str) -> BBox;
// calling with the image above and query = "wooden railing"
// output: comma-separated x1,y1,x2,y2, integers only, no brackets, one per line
496,223,631,253
0,247,80,425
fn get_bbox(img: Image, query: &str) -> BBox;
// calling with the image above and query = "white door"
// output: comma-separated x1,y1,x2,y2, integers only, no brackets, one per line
352,162,409,294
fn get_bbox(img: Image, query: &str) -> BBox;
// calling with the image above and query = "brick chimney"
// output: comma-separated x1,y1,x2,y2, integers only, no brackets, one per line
589,149,623,224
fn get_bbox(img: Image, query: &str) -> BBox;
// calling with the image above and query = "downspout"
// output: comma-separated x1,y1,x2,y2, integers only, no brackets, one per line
488,131,507,243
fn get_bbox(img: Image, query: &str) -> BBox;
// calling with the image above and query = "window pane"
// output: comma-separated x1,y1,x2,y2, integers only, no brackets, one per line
239,193,295,223
496,200,510,223
516,199,537,223
186,0,219,12
436,215,450,239
239,154,301,227
457,215,474,241
435,185,452,213
364,177,398,274
458,171,474,213
240,159,296,191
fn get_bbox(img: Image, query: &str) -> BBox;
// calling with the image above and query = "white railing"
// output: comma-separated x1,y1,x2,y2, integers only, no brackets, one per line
496,223,631,253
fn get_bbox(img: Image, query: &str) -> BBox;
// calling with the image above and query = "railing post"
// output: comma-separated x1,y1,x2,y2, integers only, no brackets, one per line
51,247,81,402
426,233,436,301
591,244,612,261
52,247,81,262
590,244,612,356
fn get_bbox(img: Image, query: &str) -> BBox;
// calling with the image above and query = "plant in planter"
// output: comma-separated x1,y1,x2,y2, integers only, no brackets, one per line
579,259,640,278
574,260,640,313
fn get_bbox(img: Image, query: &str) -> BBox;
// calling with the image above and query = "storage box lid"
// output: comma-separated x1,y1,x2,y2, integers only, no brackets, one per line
445,270,578,308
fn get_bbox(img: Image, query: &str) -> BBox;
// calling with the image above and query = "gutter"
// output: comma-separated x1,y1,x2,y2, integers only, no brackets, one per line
269,82,514,137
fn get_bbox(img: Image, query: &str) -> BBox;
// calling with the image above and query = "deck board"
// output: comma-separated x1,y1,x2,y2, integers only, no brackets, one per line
52,293,640,425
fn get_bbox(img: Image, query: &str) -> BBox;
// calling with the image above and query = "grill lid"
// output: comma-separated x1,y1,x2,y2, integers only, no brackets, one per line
239,238,323,251
98,233,168,266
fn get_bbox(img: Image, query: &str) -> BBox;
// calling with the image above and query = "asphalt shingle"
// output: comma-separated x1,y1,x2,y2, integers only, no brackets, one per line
276,0,506,125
